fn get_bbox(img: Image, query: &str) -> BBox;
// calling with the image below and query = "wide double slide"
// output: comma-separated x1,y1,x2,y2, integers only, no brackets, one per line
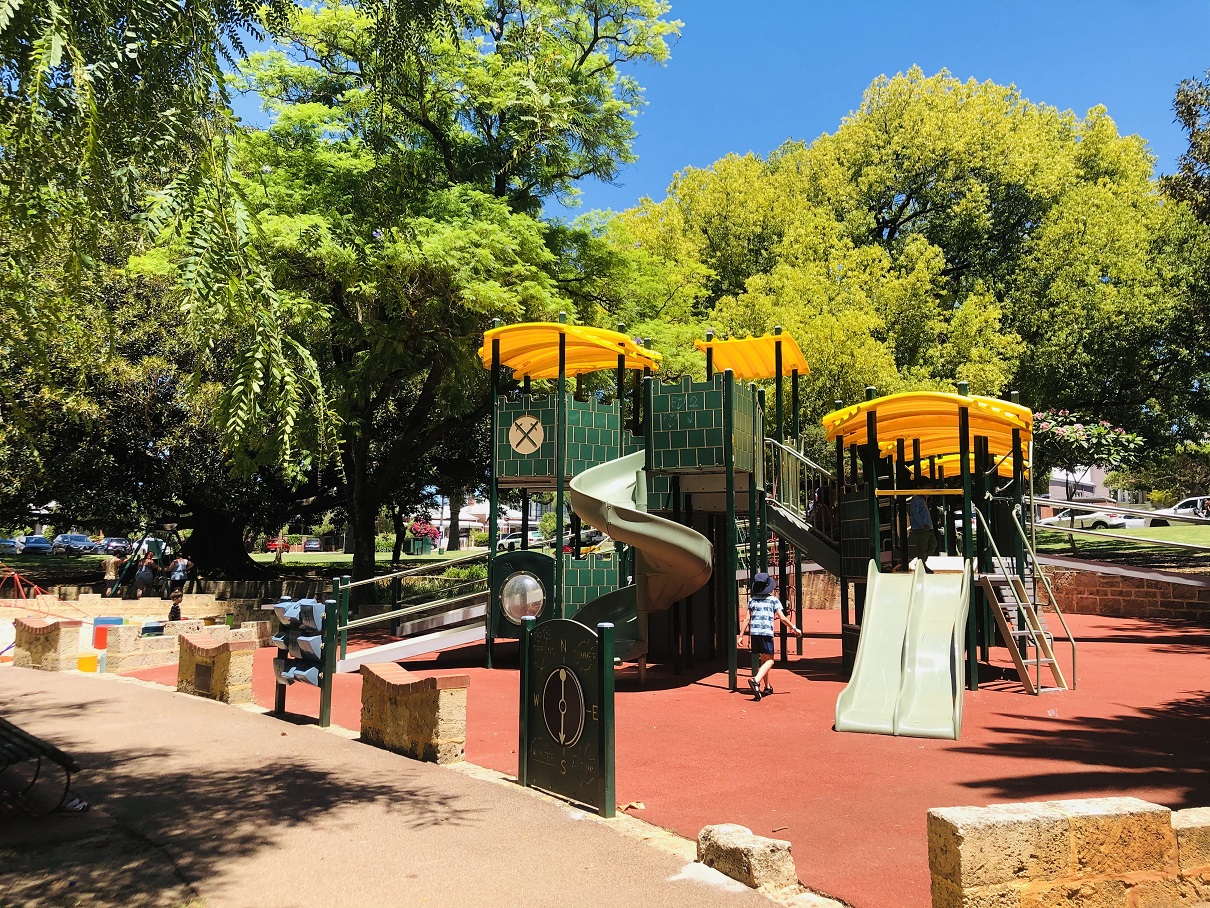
568,451,713,660
834,559,971,740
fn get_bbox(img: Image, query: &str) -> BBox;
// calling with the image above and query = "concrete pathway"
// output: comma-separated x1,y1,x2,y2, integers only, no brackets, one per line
0,668,795,908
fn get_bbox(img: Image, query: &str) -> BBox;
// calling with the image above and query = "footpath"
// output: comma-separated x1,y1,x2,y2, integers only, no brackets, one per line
0,667,799,908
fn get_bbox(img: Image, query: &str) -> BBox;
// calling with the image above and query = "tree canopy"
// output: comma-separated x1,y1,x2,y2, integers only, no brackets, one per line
598,68,1210,445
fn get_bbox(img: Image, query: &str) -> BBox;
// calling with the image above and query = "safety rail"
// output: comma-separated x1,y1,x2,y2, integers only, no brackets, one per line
972,504,1077,693
1010,506,1077,690
764,438,837,541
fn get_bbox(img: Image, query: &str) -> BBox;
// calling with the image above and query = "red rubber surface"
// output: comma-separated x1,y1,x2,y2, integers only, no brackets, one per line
126,612,1210,908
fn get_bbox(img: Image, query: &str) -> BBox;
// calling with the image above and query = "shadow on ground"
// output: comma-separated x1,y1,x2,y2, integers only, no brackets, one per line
954,690,1210,808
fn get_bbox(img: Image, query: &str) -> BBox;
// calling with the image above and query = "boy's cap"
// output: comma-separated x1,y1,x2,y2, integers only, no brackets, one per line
751,572,776,596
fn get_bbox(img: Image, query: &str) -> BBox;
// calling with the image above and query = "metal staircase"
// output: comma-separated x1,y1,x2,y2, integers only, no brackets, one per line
764,439,841,575
974,505,1076,694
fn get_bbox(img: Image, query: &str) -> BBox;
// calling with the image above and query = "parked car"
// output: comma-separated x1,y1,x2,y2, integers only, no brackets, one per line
1145,497,1209,528
1036,508,1125,531
497,530,546,551
51,533,97,555
0,538,16,555
13,534,53,555
264,538,286,552
93,537,133,556
562,528,604,552
303,537,324,552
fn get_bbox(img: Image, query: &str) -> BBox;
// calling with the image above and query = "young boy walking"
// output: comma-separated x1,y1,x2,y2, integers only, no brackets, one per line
738,572,802,700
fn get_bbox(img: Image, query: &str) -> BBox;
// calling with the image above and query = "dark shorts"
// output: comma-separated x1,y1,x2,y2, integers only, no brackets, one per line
750,635,774,656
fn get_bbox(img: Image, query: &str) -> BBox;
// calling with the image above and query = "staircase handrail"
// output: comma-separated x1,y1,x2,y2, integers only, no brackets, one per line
764,438,837,542
1008,506,1077,690
972,504,1050,695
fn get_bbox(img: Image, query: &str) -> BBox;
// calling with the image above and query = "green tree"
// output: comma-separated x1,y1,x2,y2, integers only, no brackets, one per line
211,0,678,591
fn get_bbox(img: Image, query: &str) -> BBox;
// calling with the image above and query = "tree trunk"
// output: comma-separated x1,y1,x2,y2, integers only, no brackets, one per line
447,488,464,551
348,502,378,607
181,508,266,579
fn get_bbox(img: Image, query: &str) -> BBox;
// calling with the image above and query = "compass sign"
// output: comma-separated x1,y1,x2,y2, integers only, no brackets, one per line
519,617,616,817
508,415,544,454
542,667,585,747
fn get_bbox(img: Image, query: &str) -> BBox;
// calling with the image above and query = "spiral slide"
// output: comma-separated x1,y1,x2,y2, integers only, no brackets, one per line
834,559,971,740
568,452,714,661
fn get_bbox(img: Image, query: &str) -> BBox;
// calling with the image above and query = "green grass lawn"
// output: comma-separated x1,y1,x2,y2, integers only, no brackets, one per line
249,548,488,572
0,553,107,586
1032,524,1210,573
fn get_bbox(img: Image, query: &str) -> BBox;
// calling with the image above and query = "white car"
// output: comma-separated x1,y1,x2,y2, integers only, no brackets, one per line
1036,508,1125,531
1144,497,1208,528
497,530,546,551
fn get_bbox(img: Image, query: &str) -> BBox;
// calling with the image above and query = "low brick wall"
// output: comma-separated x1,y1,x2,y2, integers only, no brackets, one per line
360,663,469,764
928,797,1210,907
13,618,83,671
1045,566,1210,623
176,634,256,704
106,620,269,673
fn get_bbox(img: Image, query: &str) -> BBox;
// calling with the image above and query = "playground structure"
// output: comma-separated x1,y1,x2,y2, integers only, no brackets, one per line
314,318,1087,739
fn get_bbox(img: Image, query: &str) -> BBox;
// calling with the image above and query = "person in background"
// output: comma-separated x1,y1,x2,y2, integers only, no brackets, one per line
134,553,160,599
166,554,194,595
737,572,802,701
907,481,938,574
102,552,126,597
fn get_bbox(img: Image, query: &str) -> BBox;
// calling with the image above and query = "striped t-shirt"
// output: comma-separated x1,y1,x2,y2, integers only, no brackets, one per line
747,595,784,637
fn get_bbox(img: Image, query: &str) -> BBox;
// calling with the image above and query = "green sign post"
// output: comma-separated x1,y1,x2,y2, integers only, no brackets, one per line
519,617,615,817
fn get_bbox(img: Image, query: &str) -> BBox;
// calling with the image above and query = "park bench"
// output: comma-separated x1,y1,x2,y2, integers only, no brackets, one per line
0,715,87,814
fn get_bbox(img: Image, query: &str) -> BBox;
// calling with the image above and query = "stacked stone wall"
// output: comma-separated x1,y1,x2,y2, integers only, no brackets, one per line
176,634,256,704
928,797,1210,907
13,618,83,671
1045,568,1210,623
360,663,469,764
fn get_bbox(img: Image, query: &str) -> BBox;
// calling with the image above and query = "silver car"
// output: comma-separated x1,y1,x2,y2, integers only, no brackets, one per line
1144,497,1208,527
1037,508,1125,531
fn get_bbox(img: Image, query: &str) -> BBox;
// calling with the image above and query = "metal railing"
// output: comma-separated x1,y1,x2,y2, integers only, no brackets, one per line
764,438,837,540
973,504,1077,692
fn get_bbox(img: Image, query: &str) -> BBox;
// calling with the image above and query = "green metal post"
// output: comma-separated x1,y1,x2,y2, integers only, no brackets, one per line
487,323,501,668
724,370,738,691
319,594,339,728
518,616,533,787
554,313,567,618
339,574,350,660
774,326,784,444
596,622,616,818
791,369,800,441
865,386,880,571
704,329,714,380
896,437,908,570
958,391,977,691
748,383,759,575
835,423,848,627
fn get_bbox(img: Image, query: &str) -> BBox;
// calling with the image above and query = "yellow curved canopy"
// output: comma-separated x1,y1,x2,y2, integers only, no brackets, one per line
694,333,809,380
822,392,1032,461
480,322,662,379
928,453,1029,480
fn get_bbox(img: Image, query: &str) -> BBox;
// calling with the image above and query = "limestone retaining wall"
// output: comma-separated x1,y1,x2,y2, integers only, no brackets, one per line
928,796,1210,907
106,620,269,673
1045,566,1210,623
176,634,256,704
359,663,469,764
13,618,83,671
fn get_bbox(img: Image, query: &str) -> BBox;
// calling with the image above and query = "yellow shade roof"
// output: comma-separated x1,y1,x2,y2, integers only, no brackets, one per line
822,391,1032,461
694,333,809,380
480,322,662,379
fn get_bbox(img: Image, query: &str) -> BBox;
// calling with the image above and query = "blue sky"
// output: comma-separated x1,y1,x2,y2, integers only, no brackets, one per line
557,0,1210,215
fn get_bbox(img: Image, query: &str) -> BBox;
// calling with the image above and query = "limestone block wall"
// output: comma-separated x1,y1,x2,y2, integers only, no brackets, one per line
176,634,256,704
103,619,268,673
13,618,83,671
928,796,1210,907
798,571,840,610
360,663,469,764
1045,567,1210,623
